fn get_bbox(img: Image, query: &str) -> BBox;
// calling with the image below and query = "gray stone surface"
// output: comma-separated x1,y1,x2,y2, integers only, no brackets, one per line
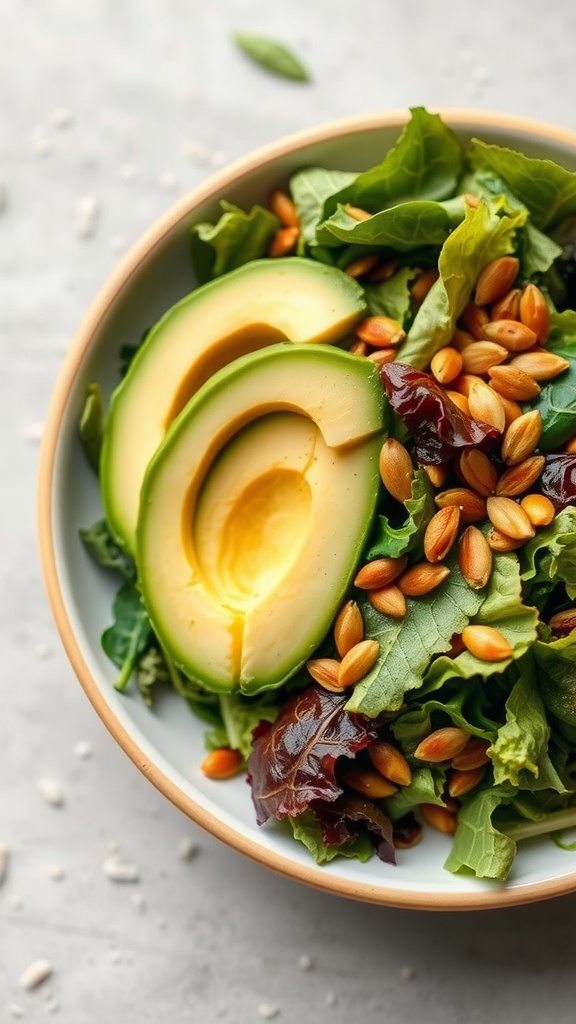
2,1,576,1020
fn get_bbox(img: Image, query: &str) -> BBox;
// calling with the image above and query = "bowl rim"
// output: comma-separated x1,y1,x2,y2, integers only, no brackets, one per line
38,107,576,911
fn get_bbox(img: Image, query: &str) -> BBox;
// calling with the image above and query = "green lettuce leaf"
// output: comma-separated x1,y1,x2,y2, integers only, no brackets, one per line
520,507,576,602
470,138,576,231
424,553,539,688
385,765,446,822
326,107,464,214
316,197,466,251
535,632,576,727
346,551,484,717
489,658,551,787
526,310,576,451
398,198,526,368
444,785,517,880
363,265,418,324
286,811,373,864
392,682,498,753
363,468,436,561
78,382,105,472
212,693,280,760
191,200,279,283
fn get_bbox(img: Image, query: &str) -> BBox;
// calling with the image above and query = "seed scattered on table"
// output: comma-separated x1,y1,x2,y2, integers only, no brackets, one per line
46,862,65,880
51,107,74,128
298,954,313,970
177,837,198,861
74,739,92,759
102,854,140,883
19,959,53,990
257,1004,280,1020
74,195,99,239
37,777,64,807
159,171,178,191
23,422,44,443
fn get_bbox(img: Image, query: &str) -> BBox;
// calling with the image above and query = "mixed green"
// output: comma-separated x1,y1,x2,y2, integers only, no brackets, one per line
80,108,576,882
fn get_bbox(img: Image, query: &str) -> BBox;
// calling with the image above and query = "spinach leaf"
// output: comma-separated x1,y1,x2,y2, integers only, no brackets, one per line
79,519,135,580
78,382,105,472
527,310,576,450
399,198,526,368
535,633,576,727
326,107,464,214
316,196,467,252
364,265,418,325
520,507,576,602
191,200,279,284
290,167,356,245
101,583,153,692
233,32,310,81
470,138,576,231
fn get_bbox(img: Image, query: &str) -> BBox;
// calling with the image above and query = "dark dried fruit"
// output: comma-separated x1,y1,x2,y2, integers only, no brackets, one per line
247,686,379,824
540,454,576,511
380,363,499,465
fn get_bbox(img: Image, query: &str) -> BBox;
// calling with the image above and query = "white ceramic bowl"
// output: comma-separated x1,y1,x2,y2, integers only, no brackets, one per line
38,109,576,910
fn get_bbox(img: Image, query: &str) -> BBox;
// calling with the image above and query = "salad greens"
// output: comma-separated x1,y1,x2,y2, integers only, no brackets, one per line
232,32,310,82
81,107,576,883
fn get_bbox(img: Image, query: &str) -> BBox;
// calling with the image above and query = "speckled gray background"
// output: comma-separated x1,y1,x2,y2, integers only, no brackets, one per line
3,1,576,1020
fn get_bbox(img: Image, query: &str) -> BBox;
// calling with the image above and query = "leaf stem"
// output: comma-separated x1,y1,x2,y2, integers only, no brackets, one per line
503,806,576,842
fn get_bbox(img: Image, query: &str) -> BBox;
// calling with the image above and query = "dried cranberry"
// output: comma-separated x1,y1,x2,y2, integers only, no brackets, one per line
380,363,500,465
540,454,576,511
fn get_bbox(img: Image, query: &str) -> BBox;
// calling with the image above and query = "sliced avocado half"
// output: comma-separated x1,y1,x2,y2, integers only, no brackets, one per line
100,258,366,553
136,343,385,695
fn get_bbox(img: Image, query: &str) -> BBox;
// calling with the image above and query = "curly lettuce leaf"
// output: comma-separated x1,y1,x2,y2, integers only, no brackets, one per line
489,658,551,787
325,107,464,214
191,200,279,283
470,138,576,231
520,507,576,602
363,468,435,561
535,632,576,727
79,519,136,581
424,554,539,688
398,198,526,368
286,810,373,864
526,310,576,451
346,552,484,717
444,785,517,880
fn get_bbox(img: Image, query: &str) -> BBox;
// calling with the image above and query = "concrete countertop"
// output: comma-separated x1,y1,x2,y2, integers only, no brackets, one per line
2,1,576,1020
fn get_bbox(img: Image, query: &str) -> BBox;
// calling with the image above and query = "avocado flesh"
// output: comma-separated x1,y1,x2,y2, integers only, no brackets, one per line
137,344,385,694
101,258,366,554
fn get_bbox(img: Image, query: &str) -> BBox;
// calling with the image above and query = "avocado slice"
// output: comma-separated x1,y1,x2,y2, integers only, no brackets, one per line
101,258,366,553
136,343,385,694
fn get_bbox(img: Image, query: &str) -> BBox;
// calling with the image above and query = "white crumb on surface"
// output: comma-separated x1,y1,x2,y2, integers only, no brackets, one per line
183,141,210,164
297,955,313,971
51,107,73,128
257,1004,280,1020
18,959,53,990
33,642,53,659
9,1005,24,1018
400,965,416,979
37,778,64,807
0,841,9,885
210,149,227,168
102,854,140,882
46,863,65,880
73,740,92,759
10,894,23,909
159,171,177,191
74,195,99,238
325,992,337,1006
22,422,44,443
118,162,139,183
130,892,146,912
177,837,198,861
109,949,123,964
470,64,491,84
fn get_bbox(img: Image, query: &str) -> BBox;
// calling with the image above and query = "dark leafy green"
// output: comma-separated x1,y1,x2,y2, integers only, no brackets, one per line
364,468,435,561
79,519,135,580
78,382,105,472
101,583,153,692
527,310,576,450
364,266,418,324
233,32,310,81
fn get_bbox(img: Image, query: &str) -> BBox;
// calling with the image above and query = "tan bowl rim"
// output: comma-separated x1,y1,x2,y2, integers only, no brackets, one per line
38,107,576,910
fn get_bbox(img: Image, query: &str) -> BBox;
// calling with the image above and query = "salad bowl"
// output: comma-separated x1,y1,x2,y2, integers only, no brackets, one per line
38,108,576,910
